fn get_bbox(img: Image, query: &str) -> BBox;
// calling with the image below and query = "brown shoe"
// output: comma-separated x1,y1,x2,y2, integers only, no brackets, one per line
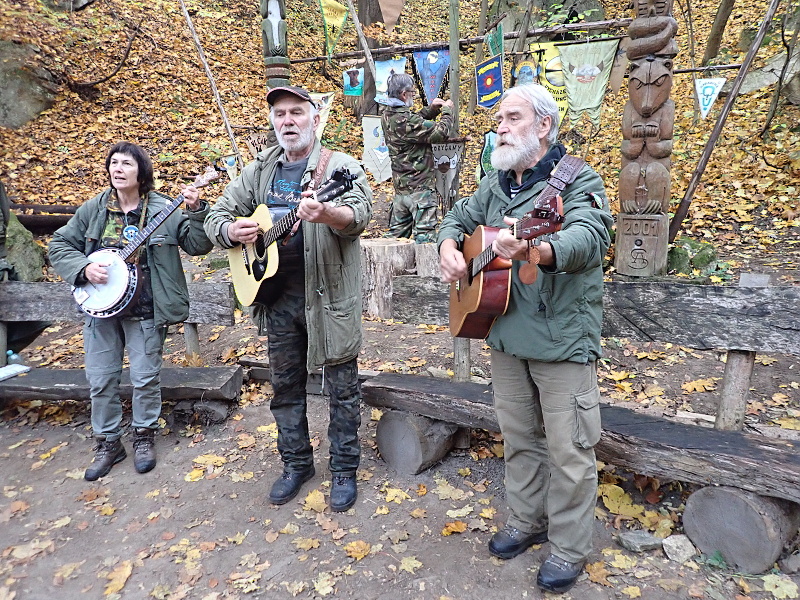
132,428,157,474
85,437,127,481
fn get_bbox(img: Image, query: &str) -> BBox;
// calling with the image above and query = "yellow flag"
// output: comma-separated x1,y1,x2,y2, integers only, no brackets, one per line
319,0,349,56
530,42,568,124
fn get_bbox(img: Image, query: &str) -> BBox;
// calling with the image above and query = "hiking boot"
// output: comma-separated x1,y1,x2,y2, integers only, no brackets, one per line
489,525,549,559
132,428,157,474
330,475,357,512
268,467,315,505
536,554,586,593
85,437,127,481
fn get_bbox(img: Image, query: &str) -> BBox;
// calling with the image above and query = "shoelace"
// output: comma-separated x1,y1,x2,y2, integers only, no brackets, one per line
333,476,351,486
133,437,152,454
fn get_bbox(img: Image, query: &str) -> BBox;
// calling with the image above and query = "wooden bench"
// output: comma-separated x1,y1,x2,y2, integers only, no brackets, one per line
0,281,243,418
365,275,800,573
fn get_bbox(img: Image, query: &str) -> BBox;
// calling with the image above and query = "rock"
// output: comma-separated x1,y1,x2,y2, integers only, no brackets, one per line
662,534,696,563
0,42,58,130
617,530,664,553
779,553,800,575
7,213,46,282
42,0,97,10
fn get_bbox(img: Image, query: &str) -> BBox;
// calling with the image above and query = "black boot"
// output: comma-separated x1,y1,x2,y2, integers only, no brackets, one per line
536,554,585,593
330,475,357,512
488,525,548,559
268,467,315,505
85,437,127,481
132,428,157,474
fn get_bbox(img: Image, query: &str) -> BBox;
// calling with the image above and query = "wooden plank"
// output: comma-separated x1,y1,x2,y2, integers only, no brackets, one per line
0,281,235,325
388,277,800,355
362,373,800,502
0,366,243,402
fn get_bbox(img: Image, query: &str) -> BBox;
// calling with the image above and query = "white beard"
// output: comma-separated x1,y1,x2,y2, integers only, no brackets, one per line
491,130,542,173
276,124,316,154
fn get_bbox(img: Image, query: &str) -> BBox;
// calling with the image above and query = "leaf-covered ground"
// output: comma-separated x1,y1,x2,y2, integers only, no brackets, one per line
2,0,800,598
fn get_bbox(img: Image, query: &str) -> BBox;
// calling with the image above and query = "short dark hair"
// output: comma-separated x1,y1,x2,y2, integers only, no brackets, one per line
105,141,155,196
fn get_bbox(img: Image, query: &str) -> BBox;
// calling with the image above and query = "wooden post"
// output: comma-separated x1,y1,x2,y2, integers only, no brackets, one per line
0,322,7,366
449,0,471,386
345,0,377,82
183,322,201,358
714,273,769,431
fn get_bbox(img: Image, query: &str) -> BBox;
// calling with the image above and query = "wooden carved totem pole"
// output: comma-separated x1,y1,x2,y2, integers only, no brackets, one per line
615,0,678,276
261,0,290,88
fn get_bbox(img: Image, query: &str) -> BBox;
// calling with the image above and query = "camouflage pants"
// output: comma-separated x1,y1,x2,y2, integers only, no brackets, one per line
264,292,362,476
386,188,439,244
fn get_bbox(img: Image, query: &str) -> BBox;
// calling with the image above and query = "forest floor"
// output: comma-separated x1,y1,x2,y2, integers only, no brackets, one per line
2,197,800,600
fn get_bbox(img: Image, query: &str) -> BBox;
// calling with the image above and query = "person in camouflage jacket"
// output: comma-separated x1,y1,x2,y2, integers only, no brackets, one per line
381,73,453,243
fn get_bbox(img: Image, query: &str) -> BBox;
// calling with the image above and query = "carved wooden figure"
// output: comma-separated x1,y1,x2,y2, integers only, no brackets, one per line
261,0,290,88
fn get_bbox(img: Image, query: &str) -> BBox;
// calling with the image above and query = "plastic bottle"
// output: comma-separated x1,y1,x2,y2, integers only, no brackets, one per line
6,350,25,366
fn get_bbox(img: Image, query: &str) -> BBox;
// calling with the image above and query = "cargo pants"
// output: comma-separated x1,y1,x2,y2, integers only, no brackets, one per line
386,188,439,244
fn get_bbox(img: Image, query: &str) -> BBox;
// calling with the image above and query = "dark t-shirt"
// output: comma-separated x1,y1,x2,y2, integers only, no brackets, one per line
256,158,308,304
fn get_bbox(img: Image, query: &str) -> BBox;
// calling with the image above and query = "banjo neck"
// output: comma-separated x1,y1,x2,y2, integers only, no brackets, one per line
119,194,185,262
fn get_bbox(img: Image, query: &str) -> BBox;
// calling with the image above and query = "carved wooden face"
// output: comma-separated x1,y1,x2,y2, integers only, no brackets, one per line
628,59,673,117
635,0,674,18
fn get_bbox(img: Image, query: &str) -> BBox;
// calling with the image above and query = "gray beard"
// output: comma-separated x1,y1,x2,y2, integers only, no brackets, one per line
491,132,541,173
276,125,316,154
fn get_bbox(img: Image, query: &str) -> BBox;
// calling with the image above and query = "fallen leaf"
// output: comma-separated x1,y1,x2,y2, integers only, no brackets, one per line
586,561,612,586
441,521,467,536
344,540,371,560
399,556,422,574
104,560,132,595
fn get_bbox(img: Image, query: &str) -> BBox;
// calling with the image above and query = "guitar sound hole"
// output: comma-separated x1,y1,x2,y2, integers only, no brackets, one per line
253,230,267,261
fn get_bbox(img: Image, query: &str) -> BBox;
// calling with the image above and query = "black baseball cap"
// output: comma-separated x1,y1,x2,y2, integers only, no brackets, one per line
266,85,317,107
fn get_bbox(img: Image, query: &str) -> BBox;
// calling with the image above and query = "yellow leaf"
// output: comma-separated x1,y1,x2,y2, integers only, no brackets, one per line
458,467,471,477
446,505,474,518
237,433,256,448
416,484,427,496
227,532,247,544
280,523,300,535
441,521,467,536
621,585,642,598
344,540,371,560
98,504,115,516
303,489,327,512
491,443,504,458
608,370,631,381
399,556,422,574
611,554,638,569
104,560,132,595
384,487,410,504
293,537,320,550
681,378,717,393
193,454,227,467
586,561,612,586
479,507,496,519
370,408,383,421
184,468,205,482
409,508,427,518
375,505,390,515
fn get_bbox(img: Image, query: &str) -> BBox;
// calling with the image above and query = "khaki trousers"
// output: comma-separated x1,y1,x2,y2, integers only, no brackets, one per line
491,350,601,562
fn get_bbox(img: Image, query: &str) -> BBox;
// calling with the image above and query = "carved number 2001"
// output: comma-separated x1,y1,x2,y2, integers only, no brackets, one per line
624,220,659,237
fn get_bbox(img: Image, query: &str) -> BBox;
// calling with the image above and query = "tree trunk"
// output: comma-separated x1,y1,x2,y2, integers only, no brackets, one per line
376,409,459,474
356,0,383,117
683,486,800,573
360,238,416,318
702,0,736,66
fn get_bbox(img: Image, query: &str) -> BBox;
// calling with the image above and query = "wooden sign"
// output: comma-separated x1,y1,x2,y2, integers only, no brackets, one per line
614,213,668,276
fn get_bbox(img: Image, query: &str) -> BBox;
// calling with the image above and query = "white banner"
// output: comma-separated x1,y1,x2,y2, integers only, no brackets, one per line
310,91,336,140
361,115,392,182
695,78,726,119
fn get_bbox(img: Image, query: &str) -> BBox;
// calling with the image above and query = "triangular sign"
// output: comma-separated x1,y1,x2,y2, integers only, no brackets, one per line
695,78,726,119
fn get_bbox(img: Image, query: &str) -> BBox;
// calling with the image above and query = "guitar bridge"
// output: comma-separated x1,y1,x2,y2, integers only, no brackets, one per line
241,245,251,275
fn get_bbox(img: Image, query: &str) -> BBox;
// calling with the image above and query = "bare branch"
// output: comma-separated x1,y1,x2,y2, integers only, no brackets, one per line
67,20,142,89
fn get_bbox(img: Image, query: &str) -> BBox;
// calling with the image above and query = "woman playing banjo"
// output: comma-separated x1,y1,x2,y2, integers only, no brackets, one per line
49,141,214,481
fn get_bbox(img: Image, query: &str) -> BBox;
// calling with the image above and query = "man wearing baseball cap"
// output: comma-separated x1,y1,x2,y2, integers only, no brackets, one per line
205,85,373,512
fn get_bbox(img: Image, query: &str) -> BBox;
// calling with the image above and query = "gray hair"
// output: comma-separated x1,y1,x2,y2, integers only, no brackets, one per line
502,84,560,145
387,73,415,99
268,102,319,126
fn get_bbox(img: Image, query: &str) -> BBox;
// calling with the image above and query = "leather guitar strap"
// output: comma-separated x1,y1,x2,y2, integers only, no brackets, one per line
518,154,585,285
310,147,333,192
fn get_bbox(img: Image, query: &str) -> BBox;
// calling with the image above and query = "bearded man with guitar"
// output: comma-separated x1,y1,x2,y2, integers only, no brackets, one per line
49,141,214,481
438,84,612,594
204,86,372,512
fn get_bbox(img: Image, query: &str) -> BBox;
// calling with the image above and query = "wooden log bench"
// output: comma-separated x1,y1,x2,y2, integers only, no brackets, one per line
0,281,242,421
370,276,800,574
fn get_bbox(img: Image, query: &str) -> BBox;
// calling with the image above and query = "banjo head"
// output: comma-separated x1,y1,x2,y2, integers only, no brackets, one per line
74,249,137,314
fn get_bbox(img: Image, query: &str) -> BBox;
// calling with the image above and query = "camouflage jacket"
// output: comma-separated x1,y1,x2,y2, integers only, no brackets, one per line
381,99,453,194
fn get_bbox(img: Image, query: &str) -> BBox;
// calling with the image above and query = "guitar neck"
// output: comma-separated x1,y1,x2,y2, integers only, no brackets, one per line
119,194,184,261
259,181,351,247
469,222,524,277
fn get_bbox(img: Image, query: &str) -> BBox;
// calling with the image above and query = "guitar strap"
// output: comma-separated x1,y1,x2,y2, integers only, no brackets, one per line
518,154,585,285
309,147,334,192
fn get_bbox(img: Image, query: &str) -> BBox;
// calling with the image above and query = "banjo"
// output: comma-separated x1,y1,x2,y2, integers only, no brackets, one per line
72,166,219,318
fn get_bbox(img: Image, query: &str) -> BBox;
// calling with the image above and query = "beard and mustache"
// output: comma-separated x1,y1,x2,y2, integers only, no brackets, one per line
490,126,542,173
275,123,316,154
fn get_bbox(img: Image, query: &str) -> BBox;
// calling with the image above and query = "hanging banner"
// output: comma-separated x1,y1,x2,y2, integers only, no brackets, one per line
530,42,567,122
319,0,348,56
695,77,726,119
245,132,273,158
484,23,504,59
476,54,504,109
413,48,450,104
343,67,364,96
558,39,619,128
374,57,407,105
310,91,335,140
361,115,392,182
608,37,630,95
512,59,540,87
432,142,465,207
377,0,405,31
476,131,497,183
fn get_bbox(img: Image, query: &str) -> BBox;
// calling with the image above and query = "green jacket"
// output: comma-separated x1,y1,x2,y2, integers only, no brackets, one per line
381,99,453,194
204,141,373,371
49,189,213,327
438,157,612,363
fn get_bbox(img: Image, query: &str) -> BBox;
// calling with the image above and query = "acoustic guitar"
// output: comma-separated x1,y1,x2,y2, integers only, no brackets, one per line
227,168,356,306
72,166,219,318
449,195,565,339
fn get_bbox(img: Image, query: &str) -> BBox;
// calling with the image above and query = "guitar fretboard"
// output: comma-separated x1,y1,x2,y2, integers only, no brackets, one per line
120,194,185,261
